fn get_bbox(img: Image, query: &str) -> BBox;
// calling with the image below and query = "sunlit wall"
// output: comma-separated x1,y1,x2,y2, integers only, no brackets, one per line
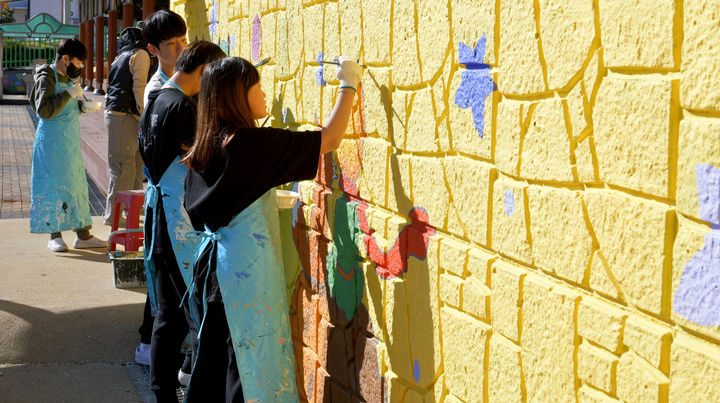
173,0,720,401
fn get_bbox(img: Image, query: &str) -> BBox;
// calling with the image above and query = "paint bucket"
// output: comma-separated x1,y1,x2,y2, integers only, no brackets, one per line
276,189,299,209
108,229,146,289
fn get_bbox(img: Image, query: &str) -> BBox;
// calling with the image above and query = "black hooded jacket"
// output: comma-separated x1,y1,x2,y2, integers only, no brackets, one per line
105,27,151,115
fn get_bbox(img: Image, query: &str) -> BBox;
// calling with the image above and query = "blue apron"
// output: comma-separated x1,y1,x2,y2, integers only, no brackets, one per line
30,66,92,233
189,189,299,401
143,156,199,313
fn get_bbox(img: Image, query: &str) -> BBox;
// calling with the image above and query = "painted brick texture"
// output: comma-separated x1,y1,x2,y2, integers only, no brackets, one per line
174,1,720,401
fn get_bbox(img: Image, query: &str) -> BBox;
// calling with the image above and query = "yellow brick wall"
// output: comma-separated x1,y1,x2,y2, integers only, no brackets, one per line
173,0,720,401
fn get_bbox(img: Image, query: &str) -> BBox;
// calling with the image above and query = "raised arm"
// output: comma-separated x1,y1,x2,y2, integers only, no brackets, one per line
319,57,363,155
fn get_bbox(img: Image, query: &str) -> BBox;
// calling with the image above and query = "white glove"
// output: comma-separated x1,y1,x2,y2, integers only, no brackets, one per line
66,84,84,98
81,100,102,113
336,56,363,90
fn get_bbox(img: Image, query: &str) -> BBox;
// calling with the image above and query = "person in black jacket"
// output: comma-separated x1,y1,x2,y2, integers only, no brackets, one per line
102,27,151,226
181,56,362,401
139,40,226,401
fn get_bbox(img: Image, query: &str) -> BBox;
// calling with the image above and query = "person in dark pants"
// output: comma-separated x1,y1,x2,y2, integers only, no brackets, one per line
182,56,362,401
135,8,189,374
138,40,225,402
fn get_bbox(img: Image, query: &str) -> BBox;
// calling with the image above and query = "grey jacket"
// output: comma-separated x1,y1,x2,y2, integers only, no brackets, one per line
29,64,83,120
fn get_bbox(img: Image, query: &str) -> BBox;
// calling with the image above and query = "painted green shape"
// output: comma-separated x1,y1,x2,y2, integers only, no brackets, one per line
278,207,302,302
327,196,365,320
219,39,230,56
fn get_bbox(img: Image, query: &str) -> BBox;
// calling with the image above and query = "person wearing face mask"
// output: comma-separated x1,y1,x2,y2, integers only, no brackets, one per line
28,38,105,252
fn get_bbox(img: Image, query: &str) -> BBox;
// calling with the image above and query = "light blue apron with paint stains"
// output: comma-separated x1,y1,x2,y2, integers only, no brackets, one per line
142,157,199,313
189,189,299,401
30,66,92,233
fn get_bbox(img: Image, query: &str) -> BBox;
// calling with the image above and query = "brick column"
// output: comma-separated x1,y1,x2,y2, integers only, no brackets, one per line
84,18,95,92
94,15,105,95
79,21,87,86
108,10,118,66
142,0,154,20
122,2,133,29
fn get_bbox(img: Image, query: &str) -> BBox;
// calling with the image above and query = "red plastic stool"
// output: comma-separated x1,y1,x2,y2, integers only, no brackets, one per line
109,190,145,252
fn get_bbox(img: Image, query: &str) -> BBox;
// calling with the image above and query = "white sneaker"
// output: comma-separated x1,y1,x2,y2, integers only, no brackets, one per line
135,343,151,365
178,369,191,386
72,236,107,249
47,238,68,252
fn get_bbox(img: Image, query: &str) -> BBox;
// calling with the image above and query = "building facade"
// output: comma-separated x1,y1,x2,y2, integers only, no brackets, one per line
170,1,720,402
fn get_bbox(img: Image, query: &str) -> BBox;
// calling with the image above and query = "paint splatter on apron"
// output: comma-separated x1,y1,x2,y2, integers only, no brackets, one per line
189,189,299,401
30,66,92,233
143,157,200,314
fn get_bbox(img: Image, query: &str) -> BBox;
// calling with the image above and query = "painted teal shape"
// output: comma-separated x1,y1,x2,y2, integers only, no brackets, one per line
454,35,495,138
219,39,229,55
673,163,720,326
326,196,365,320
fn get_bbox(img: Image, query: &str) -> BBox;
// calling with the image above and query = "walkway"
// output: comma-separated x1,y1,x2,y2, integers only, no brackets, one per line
0,94,108,218
0,95,154,401
0,103,34,218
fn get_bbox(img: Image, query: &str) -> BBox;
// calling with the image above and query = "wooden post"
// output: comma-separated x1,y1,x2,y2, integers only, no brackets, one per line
79,21,87,86
142,0,154,20
108,9,118,66
94,15,105,95
84,18,94,91
122,2,133,29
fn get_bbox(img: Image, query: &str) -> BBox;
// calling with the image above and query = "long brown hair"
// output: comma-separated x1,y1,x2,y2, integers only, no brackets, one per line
182,57,260,170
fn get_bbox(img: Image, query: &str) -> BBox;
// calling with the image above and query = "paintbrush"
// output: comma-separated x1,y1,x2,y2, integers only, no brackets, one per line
318,60,368,69
260,115,271,127
254,57,272,67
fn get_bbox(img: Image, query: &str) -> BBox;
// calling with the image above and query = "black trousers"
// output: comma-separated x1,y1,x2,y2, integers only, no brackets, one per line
138,296,153,344
150,252,198,402
184,298,244,403
184,243,243,402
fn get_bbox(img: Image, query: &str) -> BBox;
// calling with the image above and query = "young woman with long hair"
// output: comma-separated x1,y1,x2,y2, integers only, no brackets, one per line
181,56,362,401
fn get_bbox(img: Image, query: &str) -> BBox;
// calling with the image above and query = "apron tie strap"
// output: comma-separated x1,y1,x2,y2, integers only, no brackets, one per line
141,166,162,315
182,226,221,396
183,227,221,340
142,166,161,271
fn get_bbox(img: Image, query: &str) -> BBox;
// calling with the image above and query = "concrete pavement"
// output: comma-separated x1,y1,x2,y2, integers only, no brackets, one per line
0,216,153,402
0,95,154,401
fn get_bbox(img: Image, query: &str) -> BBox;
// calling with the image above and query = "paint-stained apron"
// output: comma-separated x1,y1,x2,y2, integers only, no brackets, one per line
143,157,199,313
189,189,299,401
30,66,92,233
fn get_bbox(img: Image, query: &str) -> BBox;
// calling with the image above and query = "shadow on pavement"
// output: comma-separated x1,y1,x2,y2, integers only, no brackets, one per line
0,299,144,363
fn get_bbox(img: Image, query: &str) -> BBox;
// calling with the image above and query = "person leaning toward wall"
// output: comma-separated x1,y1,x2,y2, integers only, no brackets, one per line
29,38,105,252
127,7,190,381
102,26,151,226
181,56,362,401
139,40,226,401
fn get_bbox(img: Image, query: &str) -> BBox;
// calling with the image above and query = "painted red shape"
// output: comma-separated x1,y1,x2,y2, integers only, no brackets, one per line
356,202,436,279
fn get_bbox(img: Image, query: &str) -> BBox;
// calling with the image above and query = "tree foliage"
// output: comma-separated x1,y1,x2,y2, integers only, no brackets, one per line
0,7,15,24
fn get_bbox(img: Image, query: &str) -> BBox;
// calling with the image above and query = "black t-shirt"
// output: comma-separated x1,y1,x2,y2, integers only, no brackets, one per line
185,126,321,302
184,127,321,232
138,87,197,254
